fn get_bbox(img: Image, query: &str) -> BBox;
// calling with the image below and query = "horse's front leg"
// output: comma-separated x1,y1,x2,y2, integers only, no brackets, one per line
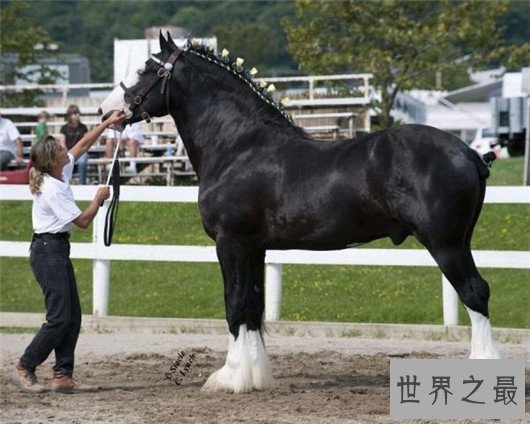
201,237,274,393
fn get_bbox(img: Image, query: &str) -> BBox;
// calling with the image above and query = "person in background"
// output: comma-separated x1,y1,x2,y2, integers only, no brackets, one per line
59,105,89,184
104,121,144,174
11,110,125,394
174,130,186,157
0,114,24,170
35,111,50,144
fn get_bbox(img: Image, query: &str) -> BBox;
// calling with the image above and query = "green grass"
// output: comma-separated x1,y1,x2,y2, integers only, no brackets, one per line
0,201,212,245
0,258,226,318
0,327,40,334
0,157,528,328
282,265,529,328
487,156,525,186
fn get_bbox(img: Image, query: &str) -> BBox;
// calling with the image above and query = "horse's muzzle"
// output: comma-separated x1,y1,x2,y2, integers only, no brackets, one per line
101,109,129,131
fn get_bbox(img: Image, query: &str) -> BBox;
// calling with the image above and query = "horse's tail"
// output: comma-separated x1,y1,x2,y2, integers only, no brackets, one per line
477,152,497,180
463,151,495,246
482,151,497,165
473,151,497,180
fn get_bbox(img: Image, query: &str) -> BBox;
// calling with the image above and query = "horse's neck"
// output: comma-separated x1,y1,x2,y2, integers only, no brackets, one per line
171,111,205,176
171,78,273,176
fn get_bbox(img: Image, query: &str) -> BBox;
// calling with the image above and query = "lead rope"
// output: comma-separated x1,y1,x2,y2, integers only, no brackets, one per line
103,129,121,246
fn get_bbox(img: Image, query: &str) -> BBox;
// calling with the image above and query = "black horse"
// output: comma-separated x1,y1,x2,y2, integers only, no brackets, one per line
101,33,500,393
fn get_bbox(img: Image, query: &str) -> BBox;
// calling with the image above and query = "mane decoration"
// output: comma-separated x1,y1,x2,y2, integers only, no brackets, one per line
185,40,293,123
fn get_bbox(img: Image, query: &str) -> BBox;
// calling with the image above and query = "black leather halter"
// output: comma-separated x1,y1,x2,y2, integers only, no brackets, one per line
120,48,183,122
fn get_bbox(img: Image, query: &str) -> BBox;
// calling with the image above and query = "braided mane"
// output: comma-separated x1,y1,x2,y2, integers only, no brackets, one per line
186,41,293,123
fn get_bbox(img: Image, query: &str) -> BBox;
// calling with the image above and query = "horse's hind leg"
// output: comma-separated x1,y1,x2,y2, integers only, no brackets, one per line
428,244,500,359
201,237,274,393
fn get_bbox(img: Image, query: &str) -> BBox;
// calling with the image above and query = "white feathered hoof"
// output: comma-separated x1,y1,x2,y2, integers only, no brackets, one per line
466,308,502,359
201,324,275,393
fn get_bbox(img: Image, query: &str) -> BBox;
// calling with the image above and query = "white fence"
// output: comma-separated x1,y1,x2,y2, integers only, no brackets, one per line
1,185,529,324
0,74,372,103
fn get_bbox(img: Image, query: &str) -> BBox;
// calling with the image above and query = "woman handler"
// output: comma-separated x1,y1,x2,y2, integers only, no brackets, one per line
11,110,125,394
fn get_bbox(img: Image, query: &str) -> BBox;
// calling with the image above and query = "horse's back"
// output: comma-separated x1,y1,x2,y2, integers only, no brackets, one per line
294,124,488,247
334,124,488,183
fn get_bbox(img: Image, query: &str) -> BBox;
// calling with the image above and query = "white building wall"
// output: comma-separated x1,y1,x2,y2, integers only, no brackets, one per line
113,37,217,84
502,73,524,98
425,103,491,131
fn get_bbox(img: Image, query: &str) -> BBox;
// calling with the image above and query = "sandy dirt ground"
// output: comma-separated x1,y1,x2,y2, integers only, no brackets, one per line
0,332,528,424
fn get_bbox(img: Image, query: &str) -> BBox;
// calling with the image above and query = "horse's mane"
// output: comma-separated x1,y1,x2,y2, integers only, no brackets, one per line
185,42,295,126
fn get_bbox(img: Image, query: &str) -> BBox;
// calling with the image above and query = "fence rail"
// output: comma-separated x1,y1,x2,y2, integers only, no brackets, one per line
1,74,374,139
1,185,528,323
0,73,373,100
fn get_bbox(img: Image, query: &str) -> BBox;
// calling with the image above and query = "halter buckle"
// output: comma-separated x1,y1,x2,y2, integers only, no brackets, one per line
141,111,151,123
134,95,142,105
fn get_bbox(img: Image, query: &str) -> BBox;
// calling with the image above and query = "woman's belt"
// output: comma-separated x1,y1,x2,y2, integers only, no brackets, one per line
32,232,70,240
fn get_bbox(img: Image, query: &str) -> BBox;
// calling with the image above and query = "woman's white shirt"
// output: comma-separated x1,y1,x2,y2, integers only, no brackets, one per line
32,153,82,234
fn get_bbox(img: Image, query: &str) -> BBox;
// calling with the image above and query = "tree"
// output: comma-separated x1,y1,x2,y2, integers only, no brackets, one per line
0,1,58,106
170,1,297,75
213,22,278,70
11,1,298,81
284,0,529,128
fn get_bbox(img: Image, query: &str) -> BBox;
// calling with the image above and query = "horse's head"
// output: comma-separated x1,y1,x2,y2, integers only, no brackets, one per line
99,32,183,129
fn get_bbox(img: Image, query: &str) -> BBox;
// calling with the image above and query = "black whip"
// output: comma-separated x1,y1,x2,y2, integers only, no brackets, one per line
103,129,122,246
103,158,120,246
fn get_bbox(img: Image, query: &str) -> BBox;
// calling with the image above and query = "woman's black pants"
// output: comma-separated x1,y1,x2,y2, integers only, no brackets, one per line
20,233,81,375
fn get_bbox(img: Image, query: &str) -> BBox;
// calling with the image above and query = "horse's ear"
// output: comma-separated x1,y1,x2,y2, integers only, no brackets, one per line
166,31,178,50
159,30,170,52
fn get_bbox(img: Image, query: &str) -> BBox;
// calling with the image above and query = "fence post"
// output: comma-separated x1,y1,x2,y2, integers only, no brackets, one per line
61,87,68,106
92,201,110,316
442,275,459,325
309,79,314,100
265,263,283,321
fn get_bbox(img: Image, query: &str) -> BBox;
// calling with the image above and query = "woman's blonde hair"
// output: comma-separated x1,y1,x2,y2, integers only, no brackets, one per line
29,136,61,195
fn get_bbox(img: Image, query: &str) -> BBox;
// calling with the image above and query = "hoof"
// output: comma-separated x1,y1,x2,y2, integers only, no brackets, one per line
201,324,275,393
466,308,502,360
469,347,502,360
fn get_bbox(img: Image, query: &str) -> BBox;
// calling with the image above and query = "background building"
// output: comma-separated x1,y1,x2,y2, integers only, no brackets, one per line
113,26,216,84
392,68,529,157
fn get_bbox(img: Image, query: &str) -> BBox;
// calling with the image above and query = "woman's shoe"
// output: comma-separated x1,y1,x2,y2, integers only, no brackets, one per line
51,372,99,394
11,367,45,394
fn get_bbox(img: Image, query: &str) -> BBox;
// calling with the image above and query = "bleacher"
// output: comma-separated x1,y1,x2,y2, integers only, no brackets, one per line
1,108,190,185
2,107,366,185
1,73,373,185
